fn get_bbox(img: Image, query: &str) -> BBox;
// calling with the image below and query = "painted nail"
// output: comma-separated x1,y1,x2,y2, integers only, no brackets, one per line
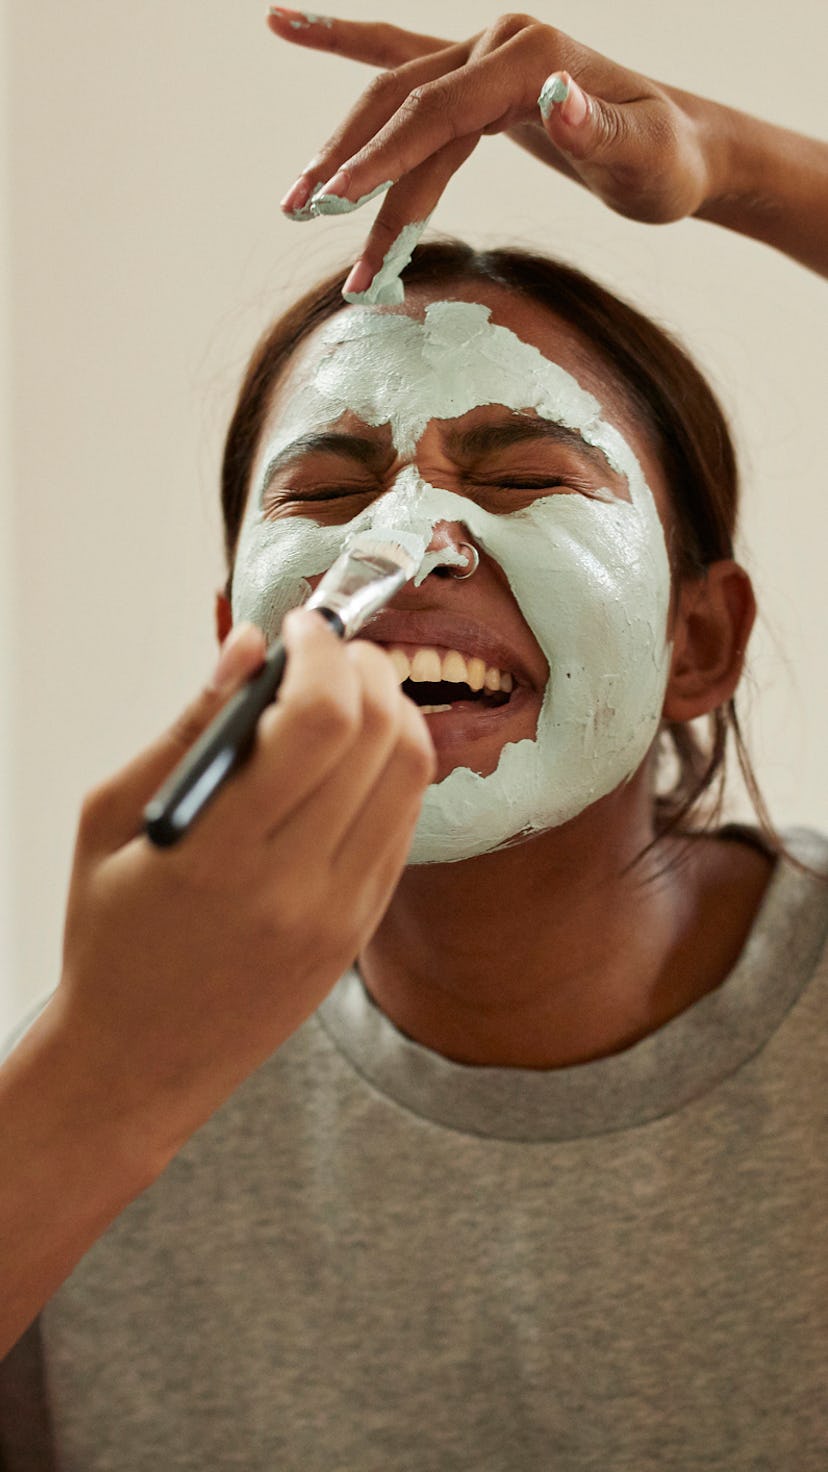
342,258,375,297
269,7,333,26
538,72,570,121
279,176,312,214
560,79,589,127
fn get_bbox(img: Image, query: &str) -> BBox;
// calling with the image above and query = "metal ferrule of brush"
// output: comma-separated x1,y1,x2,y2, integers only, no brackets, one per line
304,551,409,639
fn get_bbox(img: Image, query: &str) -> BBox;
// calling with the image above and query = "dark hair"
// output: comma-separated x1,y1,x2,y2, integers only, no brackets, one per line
221,239,774,846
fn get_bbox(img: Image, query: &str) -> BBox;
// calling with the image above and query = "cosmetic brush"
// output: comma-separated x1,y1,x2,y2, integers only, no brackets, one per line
143,529,425,848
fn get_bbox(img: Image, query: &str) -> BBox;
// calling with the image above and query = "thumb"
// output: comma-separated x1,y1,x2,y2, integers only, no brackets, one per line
537,71,628,165
82,622,268,853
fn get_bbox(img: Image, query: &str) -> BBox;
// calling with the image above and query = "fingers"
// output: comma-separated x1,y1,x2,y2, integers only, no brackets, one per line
188,610,367,855
267,9,449,68
266,637,433,866
538,71,626,160
536,71,705,223
342,136,477,300
174,617,430,883
279,43,467,220
330,694,433,878
78,623,268,855
286,31,546,230
332,793,424,947
270,11,704,242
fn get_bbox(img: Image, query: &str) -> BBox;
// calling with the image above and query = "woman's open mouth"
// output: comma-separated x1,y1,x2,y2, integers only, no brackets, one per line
389,645,513,712
380,643,540,769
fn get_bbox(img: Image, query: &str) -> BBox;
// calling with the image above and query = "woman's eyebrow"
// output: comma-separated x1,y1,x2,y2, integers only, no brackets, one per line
260,431,388,494
444,416,613,470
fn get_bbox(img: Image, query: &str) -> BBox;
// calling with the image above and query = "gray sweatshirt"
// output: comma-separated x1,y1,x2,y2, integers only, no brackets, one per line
1,829,826,1471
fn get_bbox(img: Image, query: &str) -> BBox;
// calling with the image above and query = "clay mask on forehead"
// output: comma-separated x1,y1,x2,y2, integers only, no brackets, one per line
233,301,672,864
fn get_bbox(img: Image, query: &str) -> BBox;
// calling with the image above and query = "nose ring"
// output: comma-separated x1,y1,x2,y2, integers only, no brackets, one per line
449,542,479,580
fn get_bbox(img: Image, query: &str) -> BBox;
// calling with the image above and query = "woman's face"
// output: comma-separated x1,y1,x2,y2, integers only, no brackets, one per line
231,281,674,864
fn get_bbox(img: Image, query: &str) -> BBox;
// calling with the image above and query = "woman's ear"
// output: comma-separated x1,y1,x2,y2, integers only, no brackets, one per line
215,589,233,647
662,560,756,722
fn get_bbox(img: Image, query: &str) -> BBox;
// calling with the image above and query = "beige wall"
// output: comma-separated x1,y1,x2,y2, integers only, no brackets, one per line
2,0,826,1031
1,2,14,1009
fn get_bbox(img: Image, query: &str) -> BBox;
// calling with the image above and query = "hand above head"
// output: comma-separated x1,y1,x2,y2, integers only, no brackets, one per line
269,10,713,290
268,9,828,282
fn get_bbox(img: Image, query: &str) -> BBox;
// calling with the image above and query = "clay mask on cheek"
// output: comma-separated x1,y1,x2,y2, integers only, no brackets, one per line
232,303,673,864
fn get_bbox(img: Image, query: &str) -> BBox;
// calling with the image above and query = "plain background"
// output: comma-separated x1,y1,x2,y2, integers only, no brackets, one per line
1,0,825,1032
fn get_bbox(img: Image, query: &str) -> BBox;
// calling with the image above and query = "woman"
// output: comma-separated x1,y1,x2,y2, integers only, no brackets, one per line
1,15,825,1467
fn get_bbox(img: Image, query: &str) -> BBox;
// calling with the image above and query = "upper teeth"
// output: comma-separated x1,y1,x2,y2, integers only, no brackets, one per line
386,646,514,694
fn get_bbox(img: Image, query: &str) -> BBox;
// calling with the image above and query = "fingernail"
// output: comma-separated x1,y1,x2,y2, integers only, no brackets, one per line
560,79,589,127
538,72,570,121
280,175,312,214
342,258,374,297
317,169,349,201
269,7,333,25
211,623,258,696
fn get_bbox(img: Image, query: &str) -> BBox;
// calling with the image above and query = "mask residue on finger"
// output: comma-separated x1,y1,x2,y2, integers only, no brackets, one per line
343,218,431,306
287,12,334,29
291,179,394,223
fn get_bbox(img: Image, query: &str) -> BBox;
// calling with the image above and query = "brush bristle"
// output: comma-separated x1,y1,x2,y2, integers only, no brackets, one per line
343,527,427,581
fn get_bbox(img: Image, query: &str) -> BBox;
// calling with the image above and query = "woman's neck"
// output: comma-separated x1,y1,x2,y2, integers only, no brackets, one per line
359,790,773,1068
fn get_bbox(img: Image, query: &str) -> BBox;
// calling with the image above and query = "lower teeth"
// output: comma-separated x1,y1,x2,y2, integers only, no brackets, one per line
419,704,452,714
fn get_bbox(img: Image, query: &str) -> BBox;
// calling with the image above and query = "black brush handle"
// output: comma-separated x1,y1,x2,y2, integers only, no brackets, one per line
143,609,343,848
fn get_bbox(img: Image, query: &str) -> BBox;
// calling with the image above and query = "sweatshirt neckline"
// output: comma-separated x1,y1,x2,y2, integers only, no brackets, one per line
316,829,828,1141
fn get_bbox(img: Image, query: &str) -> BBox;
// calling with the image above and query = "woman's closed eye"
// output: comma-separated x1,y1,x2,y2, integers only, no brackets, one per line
465,472,616,508
263,481,379,517
261,466,619,520
461,446,625,503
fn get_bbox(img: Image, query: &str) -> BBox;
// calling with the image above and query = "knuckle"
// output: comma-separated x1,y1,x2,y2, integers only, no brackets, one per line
293,689,359,746
252,888,307,947
519,20,552,52
398,80,459,143
263,680,359,752
490,12,537,44
400,82,435,121
364,69,398,105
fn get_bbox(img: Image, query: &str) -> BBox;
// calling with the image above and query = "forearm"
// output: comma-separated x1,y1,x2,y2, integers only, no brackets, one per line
686,91,828,277
0,1000,165,1358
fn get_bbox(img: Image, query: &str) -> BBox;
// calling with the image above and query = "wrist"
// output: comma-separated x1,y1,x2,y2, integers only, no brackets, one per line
659,85,739,217
692,100,766,223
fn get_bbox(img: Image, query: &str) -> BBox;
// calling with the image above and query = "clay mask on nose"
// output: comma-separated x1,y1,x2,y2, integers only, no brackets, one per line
232,302,672,864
